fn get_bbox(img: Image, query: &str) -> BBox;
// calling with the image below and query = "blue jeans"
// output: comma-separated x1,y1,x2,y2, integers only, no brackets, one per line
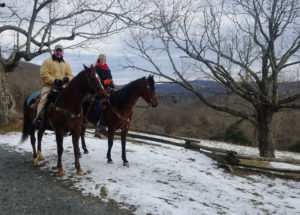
95,100,102,122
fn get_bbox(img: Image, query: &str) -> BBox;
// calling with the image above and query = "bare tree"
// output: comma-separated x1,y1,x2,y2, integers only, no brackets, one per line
125,0,300,157
0,0,148,125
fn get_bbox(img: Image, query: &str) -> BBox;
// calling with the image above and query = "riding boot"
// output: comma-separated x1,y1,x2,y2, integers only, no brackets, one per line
94,121,107,138
34,110,44,129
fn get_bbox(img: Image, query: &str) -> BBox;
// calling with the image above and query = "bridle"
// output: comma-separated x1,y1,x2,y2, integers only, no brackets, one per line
126,83,156,109
83,78,157,129
145,84,157,108
81,71,106,126
85,71,105,95
110,81,157,129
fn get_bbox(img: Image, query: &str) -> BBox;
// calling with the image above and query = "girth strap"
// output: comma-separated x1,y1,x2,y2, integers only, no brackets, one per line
55,107,83,119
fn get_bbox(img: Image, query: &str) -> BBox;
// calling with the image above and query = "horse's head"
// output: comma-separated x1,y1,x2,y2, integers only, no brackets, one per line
140,75,158,107
83,64,107,97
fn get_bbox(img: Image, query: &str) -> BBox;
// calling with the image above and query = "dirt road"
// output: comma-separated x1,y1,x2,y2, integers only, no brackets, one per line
0,145,132,215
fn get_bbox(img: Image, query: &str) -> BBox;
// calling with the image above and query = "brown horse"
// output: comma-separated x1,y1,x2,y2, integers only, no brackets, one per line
81,75,158,166
20,65,106,176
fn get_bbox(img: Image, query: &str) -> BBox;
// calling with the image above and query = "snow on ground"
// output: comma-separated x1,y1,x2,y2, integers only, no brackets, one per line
196,140,300,160
129,131,300,160
269,162,300,170
129,131,186,144
1,132,300,215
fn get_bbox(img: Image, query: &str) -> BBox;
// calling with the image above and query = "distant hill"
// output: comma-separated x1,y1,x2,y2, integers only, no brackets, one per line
155,80,300,99
8,62,300,103
7,61,42,112
7,61,41,87
155,80,224,98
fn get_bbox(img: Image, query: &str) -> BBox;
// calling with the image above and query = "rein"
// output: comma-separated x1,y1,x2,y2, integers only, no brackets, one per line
50,89,82,121
108,100,131,123
51,70,103,121
82,95,96,126
55,107,83,119
108,84,155,126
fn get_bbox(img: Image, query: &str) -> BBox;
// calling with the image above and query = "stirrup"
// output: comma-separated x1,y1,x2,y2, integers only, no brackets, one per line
82,118,88,126
34,117,43,128
95,120,101,129
94,124,107,138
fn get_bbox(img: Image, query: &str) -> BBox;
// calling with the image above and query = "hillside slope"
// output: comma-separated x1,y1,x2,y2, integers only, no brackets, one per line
7,62,42,112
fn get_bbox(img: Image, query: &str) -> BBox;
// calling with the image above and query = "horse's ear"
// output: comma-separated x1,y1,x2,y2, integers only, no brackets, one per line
90,64,94,70
83,64,88,71
147,74,154,79
148,74,155,86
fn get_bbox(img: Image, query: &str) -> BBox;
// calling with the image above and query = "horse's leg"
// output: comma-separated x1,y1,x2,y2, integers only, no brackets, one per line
37,128,45,161
80,126,89,154
121,128,129,166
72,125,83,176
56,130,65,176
30,130,39,166
107,127,115,164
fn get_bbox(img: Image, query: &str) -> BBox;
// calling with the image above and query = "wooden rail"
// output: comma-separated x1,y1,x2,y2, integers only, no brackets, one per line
88,129,300,175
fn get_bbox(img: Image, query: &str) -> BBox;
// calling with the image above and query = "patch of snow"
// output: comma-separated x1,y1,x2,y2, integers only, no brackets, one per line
131,132,300,160
129,131,186,144
269,162,300,170
0,132,299,215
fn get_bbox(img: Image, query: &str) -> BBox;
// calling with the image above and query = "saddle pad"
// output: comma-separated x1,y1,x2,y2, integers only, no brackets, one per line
27,91,40,105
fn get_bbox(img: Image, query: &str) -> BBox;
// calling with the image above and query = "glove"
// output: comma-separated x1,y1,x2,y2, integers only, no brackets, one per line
54,79,64,88
63,77,70,83
103,79,111,85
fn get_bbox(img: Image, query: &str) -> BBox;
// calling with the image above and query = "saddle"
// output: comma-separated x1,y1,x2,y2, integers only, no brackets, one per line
28,89,61,118
27,91,41,110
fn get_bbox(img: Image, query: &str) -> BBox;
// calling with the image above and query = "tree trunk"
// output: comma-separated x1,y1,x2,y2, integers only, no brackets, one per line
0,65,16,126
257,108,275,158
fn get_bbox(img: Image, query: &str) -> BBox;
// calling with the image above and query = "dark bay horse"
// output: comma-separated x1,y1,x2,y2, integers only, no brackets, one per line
81,75,158,166
20,65,106,176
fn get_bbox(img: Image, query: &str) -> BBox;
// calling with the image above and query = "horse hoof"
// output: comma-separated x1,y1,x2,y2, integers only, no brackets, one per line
33,158,40,166
58,168,65,176
84,150,89,154
123,162,129,167
107,160,113,164
76,169,84,176
37,151,44,161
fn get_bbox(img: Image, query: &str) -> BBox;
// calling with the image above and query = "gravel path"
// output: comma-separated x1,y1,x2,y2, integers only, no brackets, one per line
0,145,132,215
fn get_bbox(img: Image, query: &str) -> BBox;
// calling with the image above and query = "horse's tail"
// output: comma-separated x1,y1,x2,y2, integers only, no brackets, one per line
20,100,33,143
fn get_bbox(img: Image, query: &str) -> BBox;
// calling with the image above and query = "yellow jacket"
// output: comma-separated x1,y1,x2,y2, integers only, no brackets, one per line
40,56,73,87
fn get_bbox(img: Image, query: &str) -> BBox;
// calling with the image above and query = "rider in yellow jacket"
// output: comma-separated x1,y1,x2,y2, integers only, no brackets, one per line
34,45,73,128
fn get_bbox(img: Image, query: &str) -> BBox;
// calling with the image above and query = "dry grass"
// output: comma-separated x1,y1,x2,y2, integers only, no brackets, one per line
7,61,42,112
0,120,22,134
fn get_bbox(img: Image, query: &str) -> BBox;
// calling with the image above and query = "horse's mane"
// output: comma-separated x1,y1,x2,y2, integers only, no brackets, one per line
109,77,144,107
70,70,85,83
61,70,85,96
